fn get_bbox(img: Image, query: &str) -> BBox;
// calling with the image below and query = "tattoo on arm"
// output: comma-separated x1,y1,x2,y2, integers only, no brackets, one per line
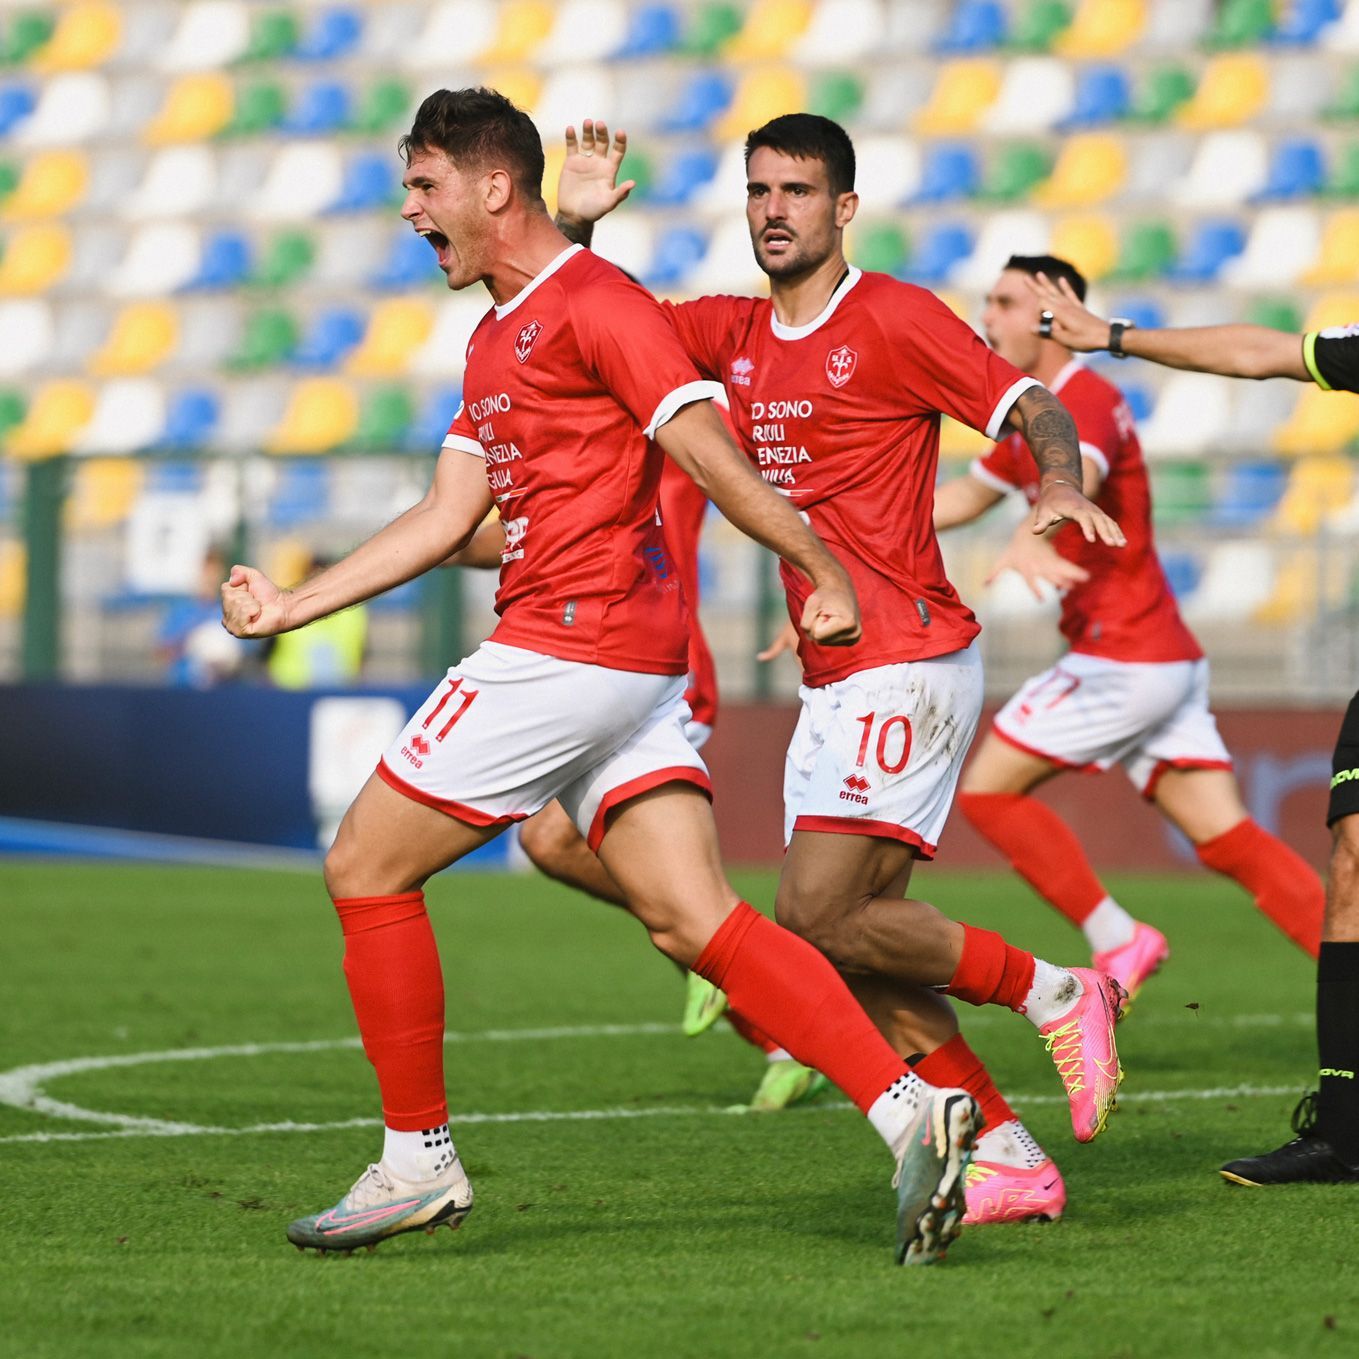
554,213,593,248
1018,391,1081,483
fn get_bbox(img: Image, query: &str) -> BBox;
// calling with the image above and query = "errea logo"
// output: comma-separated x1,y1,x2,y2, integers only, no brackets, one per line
730,355,754,386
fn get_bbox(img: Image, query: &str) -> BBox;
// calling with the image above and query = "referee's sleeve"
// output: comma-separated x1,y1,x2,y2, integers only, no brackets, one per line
1303,328,1359,394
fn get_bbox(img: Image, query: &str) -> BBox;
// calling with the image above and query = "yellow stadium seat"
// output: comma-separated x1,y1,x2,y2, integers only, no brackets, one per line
1254,550,1348,626
89,302,179,376
1271,456,1354,535
347,299,436,378
912,61,1002,135
940,416,989,461
1033,135,1127,208
0,224,72,296
265,537,314,593
31,2,122,73
542,143,567,217
1177,55,1269,130
1048,214,1119,280
724,0,812,59
1302,211,1359,287
64,457,145,530
269,379,360,454
0,541,24,619
483,0,554,62
1303,294,1359,334
717,67,806,141
6,380,95,459
1274,386,1359,456
144,73,234,145
1054,0,1146,57
2,151,89,221
478,67,542,122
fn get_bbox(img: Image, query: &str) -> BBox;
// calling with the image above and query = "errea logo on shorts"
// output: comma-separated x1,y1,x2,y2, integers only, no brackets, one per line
515,319,543,364
840,773,870,804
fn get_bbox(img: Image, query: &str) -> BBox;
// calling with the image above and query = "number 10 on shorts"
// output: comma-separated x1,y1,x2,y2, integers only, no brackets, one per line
854,712,912,775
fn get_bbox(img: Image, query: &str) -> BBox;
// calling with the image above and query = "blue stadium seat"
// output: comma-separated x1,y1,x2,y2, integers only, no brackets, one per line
370,576,423,614
644,225,708,288
1108,299,1167,331
283,80,352,134
144,459,205,494
1160,550,1203,599
159,388,220,448
407,385,462,451
295,8,363,62
910,143,980,202
1252,138,1326,201
267,461,332,528
185,231,252,291
1272,0,1341,45
659,70,733,133
1122,383,1154,424
647,148,718,206
933,0,1007,53
613,3,682,57
1059,65,1131,129
906,222,974,284
369,230,441,290
1167,219,1247,282
291,308,366,368
1207,460,1288,527
329,152,397,213
0,85,36,136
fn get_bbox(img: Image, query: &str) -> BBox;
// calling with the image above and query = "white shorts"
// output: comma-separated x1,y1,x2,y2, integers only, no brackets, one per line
993,652,1232,798
378,642,710,850
783,645,983,859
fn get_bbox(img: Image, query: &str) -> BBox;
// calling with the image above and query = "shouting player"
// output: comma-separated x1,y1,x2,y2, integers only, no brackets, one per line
222,87,991,1266
1027,275,1358,1187
934,255,1323,1002
557,113,1128,1225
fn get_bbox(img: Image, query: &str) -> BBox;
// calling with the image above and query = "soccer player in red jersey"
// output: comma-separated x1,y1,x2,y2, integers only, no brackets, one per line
221,88,989,1265
557,115,1129,1221
934,256,1323,997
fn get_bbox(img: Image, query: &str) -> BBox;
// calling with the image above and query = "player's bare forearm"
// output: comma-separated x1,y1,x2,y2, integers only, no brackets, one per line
934,475,1003,531
441,519,506,570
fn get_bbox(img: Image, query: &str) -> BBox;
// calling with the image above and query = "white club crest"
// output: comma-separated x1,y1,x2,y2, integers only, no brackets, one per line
515,320,543,364
826,344,857,388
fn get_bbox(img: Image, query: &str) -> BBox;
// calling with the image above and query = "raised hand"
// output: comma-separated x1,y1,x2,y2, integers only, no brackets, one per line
987,527,1092,601
1032,481,1125,547
221,563,291,638
1026,272,1111,353
559,118,635,226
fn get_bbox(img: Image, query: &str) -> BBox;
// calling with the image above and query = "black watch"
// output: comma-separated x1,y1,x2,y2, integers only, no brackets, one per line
1107,318,1136,358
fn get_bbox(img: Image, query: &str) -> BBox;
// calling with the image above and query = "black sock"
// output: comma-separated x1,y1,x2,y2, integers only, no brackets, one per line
1315,942,1359,1167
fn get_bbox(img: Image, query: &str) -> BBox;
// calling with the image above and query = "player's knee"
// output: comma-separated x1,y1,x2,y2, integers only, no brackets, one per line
517,814,576,878
774,883,856,960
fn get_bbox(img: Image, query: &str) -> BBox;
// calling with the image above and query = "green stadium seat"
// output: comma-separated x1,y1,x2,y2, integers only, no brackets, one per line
1,11,55,66
1205,0,1275,50
850,221,909,275
250,231,314,289
1111,220,1176,280
808,70,864,124
0,387,26,440
1326,143,1359,196
620,147,654,199
0,160,18,203
681,2,743,56
1007,0,1072,52
226,308,297,371
1246,298,1303,333
219,80,286,137
1128,64,1195,123
348,77,411,135
1323,69,1359,121
350,385,414,452
238,8,298,63
979,142,1051,202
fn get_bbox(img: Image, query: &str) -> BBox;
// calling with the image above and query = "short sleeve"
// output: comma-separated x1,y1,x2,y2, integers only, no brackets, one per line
571,278,723,436
888,287,1039,438
970,439,1026,494
660,297,747,382
1063,385,1122,479
442,401,485,459
1305,326,1359,394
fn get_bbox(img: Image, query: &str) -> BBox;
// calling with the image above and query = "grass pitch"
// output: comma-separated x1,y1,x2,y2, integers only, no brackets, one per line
1,861,1352,1359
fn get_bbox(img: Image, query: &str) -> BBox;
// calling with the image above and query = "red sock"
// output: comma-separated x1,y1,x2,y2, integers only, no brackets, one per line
726,1008,780,1055
914,1033,1016,1133
694,903,908,1114
958,791,1108,925
945,925,1037,1012
334,891,447,1131
1196,819,1323,958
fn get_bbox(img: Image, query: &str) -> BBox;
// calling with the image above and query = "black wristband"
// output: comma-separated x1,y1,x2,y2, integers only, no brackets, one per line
1108,319,1133,358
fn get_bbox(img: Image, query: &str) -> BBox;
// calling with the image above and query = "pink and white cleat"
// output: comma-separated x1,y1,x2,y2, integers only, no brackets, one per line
1094,922,1170,1006
1040,967,1126,1143
963,1158,1066,1225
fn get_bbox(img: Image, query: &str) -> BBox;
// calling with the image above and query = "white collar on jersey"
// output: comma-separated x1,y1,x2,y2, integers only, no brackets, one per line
769,265,862,341
493,243,584,320
1048,356,1086,395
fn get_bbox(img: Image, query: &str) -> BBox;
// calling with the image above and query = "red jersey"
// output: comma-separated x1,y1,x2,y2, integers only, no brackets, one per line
443,246,721,675
659,457,718,728
972,360,1201,664
664,269,1037,686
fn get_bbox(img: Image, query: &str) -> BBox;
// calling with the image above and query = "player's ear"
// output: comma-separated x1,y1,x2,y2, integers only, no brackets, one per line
835,190,859,229
483,167,514,213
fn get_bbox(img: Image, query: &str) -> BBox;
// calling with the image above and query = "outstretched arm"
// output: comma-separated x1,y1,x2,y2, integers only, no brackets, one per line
555,119,634,249
1027,273,1309,381
934,474,1005,530
222,450,493,638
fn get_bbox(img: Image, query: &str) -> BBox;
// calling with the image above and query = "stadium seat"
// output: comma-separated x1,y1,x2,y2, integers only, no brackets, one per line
5,379,95,459
1049,214,1118,279
159,387,221,449
644,224,710,288
0,300,54,380
248,230,314,290
408,384,464,447
1159,550,1203,601
613,3,682,58
1325,143,1359,197
533,66,619,144
1272,456,1353,534
725,0,812,58
64,457,145,531
282,80,352,135
219,80,287,137
933,1,1007,53
1166,219,1248,281
30,2,121,73
716,68,805,140
1178,54,1270,128
647,147,718,206
145,74,234,144
681,2,745,57
589,215,656,279
351,385,415,451
90,302,179,376
1055,0,1146,56
1059,63,1132,127
1222,206,1321,287
108,223,202,296
368,230,440,291
226,308,298,370
348,78,412,135
983,58,1076,132
406,2,497,69
159,2,251,71
1253,137,1327,200
790,0,884,64
0,12,54,66
849,220,910,275
807,70,865,122
483,0,554,62
1,149,87,220
1110,219,1176,280
1206,461,1289,527
1173,130,1269,207
0,389,27,446
1127,64,1195,123
1274,384,1359,454
1301,208,1359,282
295,7,363,62
238,7,299,62
328,151,399,214
346,299,435,378
73,379,168,455
270,380,360,455
1302,291,1359,333
1007,0,1074,52
264,462,334,531
185,229,252,290
1223,369,1300,450
1186,542,1276,623
1246,297,1303,332
1149,461,1213,524
954,209,1049,289
910,142,981,203
0,85,36,137
0,223,71,295
976,142,1048,201
1140,373,1234,454
1206,0,1275,48
251,144,344,220
1322,65,1359,118
291,308,365,370
906,221,975,284
124,146,217,219
912,60,1002,134
659,70,733,132
13,72,110,146
852,135,922,208
409,296,490,378
1034,133,1126,206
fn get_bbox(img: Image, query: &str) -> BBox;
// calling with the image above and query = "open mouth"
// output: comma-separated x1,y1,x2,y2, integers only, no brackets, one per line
417,228,452,268
762,230,793,250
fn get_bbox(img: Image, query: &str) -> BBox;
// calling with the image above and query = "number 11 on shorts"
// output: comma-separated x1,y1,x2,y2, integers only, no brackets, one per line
854,711,912,775
422,677,480,742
